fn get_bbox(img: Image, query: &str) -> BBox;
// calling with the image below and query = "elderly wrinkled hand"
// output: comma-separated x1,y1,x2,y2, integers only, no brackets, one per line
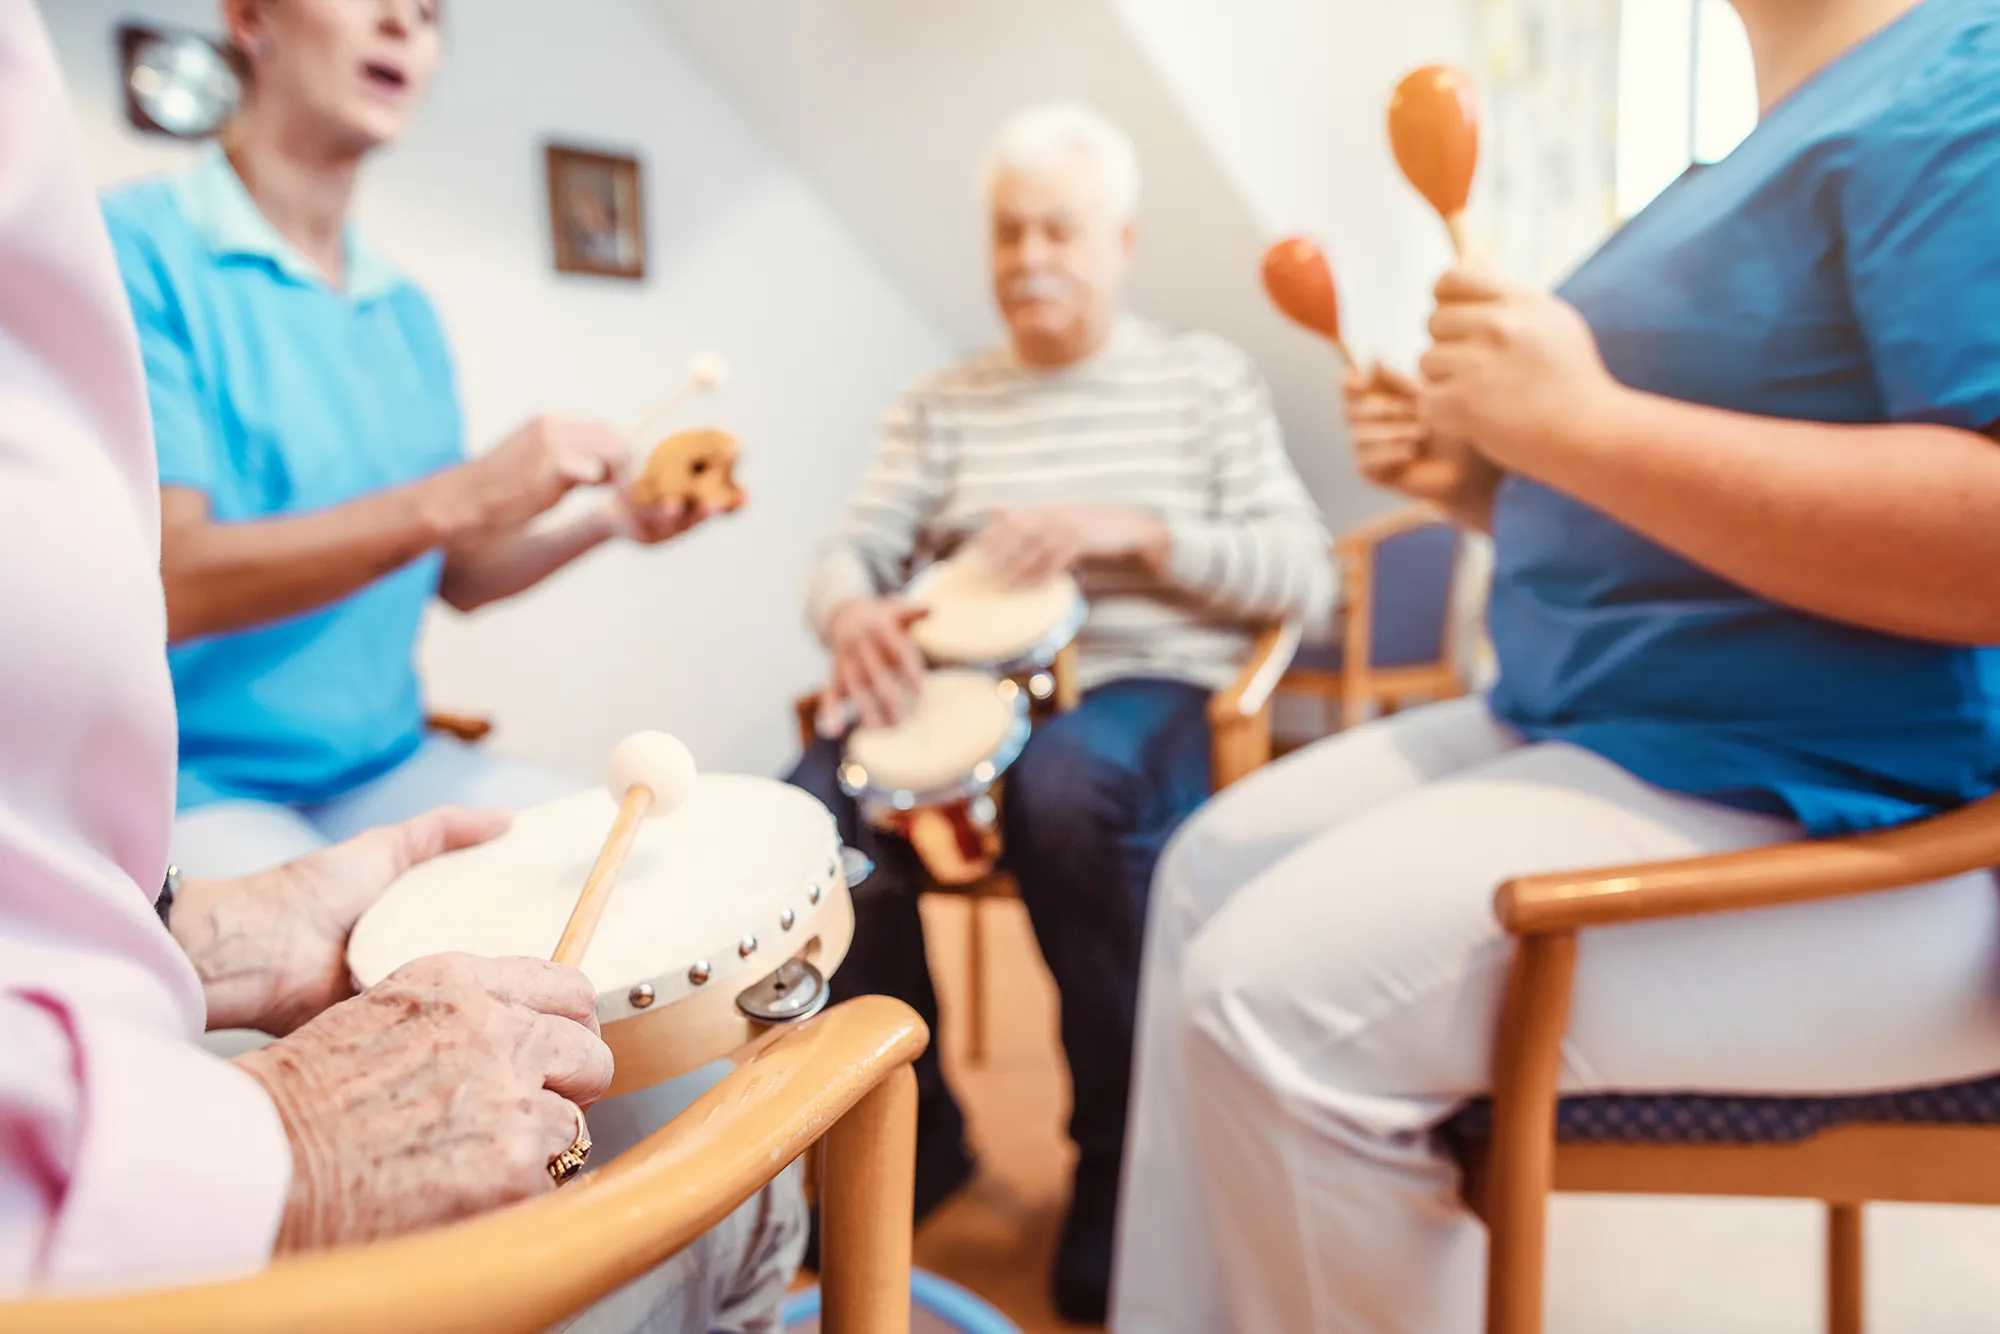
968,506,1169,588
235,952,614,1252
170,808,512,1036
824,596,929,731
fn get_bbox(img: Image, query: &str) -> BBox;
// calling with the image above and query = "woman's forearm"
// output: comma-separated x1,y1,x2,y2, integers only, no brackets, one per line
161,483,456,643
438,508,618,612
1531,389,2000,644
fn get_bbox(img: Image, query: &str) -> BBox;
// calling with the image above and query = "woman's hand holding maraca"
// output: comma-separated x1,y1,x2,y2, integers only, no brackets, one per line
1418,265,1628,479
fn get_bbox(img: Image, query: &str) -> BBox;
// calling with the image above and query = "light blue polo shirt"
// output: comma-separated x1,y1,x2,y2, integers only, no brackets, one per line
1489,0,2000,834
102,147,465,810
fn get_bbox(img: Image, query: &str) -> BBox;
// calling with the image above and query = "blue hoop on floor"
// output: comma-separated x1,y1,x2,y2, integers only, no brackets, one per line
781,1268,1022,1333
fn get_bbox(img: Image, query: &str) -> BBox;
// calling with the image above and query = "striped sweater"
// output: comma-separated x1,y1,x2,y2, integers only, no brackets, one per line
807,317,1337,693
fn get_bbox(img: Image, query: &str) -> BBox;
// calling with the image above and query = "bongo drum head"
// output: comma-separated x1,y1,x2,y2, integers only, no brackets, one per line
906,554,1082,667
346,775,841,1010
845,670,1021,799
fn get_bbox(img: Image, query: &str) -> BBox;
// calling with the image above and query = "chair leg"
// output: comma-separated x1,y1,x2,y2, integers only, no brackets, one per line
821,1065,918,1334
966,893,989,1067
1827,1203,1864,1334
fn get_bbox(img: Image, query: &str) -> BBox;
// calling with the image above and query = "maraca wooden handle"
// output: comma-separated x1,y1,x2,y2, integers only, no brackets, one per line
1446,213,1472,260
553,785,654,967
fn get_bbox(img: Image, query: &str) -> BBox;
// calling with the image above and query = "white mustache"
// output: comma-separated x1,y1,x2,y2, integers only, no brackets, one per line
1005,273,1068,302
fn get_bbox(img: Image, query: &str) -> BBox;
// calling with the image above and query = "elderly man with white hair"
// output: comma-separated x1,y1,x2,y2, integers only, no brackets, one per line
787,101,1335,1319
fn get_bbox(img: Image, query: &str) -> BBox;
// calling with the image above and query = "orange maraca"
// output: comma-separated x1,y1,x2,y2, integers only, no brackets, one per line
1388,64,1481,256
1260,236,1355,368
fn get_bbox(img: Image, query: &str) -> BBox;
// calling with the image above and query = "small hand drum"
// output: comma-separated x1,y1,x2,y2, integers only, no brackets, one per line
840,669,1030,886
904,553,1085,703
347,775,859,1096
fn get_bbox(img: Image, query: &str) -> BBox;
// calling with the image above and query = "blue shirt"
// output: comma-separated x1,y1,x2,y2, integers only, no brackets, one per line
1490,0,2000,835
102,147,465,810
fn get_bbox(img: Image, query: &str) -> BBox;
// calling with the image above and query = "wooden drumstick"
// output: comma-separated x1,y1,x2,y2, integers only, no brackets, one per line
1388,65,1482,260
630,352,729,445
551,731,698,968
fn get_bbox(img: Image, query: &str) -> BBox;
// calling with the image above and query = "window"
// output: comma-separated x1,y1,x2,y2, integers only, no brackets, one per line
1614,0,1759,218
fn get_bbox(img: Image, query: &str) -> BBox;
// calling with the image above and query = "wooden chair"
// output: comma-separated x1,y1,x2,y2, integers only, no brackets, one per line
1447,793,2000,1334
795,621,1301,1065
425,710,493,744
1,996,928,1334
1281,505,1469,734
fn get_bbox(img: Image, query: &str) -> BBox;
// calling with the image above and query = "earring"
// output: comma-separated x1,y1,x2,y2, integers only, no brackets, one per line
252,36,272,58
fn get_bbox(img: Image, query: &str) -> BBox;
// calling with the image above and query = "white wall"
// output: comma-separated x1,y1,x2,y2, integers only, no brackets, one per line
42,0,952,781
1110,0,1476,368
654,0,1387,536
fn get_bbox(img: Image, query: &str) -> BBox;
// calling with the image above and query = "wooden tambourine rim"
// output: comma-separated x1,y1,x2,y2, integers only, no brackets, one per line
601,881,854,1097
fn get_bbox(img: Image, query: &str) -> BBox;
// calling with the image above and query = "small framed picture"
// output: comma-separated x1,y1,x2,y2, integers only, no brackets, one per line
545,144,646,281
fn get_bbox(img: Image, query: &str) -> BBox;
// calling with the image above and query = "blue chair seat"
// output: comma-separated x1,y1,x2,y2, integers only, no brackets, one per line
1445,1072,2000,1147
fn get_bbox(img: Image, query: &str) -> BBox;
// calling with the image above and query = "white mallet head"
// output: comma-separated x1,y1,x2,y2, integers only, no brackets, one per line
607,730,697,815
687,352,729,391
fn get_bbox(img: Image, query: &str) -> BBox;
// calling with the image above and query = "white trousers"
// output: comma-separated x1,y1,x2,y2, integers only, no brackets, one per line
1111,698,2000,1334
170,736,586,878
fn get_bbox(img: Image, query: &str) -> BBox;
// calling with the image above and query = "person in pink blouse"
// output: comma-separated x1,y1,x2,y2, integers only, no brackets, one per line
0,5,796,1325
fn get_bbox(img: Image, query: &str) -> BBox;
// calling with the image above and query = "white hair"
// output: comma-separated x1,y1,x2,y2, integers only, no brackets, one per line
979,101,1142,221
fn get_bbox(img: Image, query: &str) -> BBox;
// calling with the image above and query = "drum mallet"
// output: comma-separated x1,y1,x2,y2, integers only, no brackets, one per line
552,731,698,967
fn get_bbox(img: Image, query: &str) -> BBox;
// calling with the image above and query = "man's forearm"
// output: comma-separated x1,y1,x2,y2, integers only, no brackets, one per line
162,481,455,643
439,508,618,612
1160,515,1337,624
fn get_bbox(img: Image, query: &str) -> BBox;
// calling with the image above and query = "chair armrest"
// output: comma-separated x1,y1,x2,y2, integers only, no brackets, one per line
426,711,493,744
794,693,822,751
1497,793,2000,937
1334,503,1447,560
3,997,929,1334
1208,621,1303,727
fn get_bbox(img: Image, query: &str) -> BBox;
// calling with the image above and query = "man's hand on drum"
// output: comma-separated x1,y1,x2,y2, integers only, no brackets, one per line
170,807,514,1036
1417,263,1624,479
235,953,614,1252
825,596,930,730
968,506,1171,587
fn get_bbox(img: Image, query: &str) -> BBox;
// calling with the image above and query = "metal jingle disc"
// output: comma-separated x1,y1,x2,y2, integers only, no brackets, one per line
736,957,831,1024
841,845,875,887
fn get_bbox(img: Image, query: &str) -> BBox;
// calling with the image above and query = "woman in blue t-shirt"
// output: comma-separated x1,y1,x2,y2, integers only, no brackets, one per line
1114,1,2000,1329
102,0,711,880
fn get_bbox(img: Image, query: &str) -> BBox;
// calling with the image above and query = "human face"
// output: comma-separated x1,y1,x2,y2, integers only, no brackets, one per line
988,153,1134,368
226,0,442,156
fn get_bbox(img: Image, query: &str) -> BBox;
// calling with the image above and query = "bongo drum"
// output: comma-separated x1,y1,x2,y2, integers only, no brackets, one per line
839,669,1030,886
347,775,863,1097
904,553,1086,705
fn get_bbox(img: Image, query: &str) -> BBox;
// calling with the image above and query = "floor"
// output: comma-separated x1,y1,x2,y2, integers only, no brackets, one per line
902,891,2000,1334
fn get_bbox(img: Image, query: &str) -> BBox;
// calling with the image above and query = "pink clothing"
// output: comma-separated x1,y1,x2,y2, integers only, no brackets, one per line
0,0,289,1296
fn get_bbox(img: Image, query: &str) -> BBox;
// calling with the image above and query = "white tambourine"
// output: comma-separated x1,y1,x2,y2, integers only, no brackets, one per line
346,775,867,1097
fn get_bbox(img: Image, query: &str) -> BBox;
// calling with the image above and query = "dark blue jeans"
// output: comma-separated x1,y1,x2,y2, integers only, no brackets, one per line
787,678,1213,1215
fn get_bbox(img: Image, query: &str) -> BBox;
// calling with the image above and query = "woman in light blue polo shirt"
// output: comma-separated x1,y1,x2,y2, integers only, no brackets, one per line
102,1,708,881
1114,1,2000,1328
